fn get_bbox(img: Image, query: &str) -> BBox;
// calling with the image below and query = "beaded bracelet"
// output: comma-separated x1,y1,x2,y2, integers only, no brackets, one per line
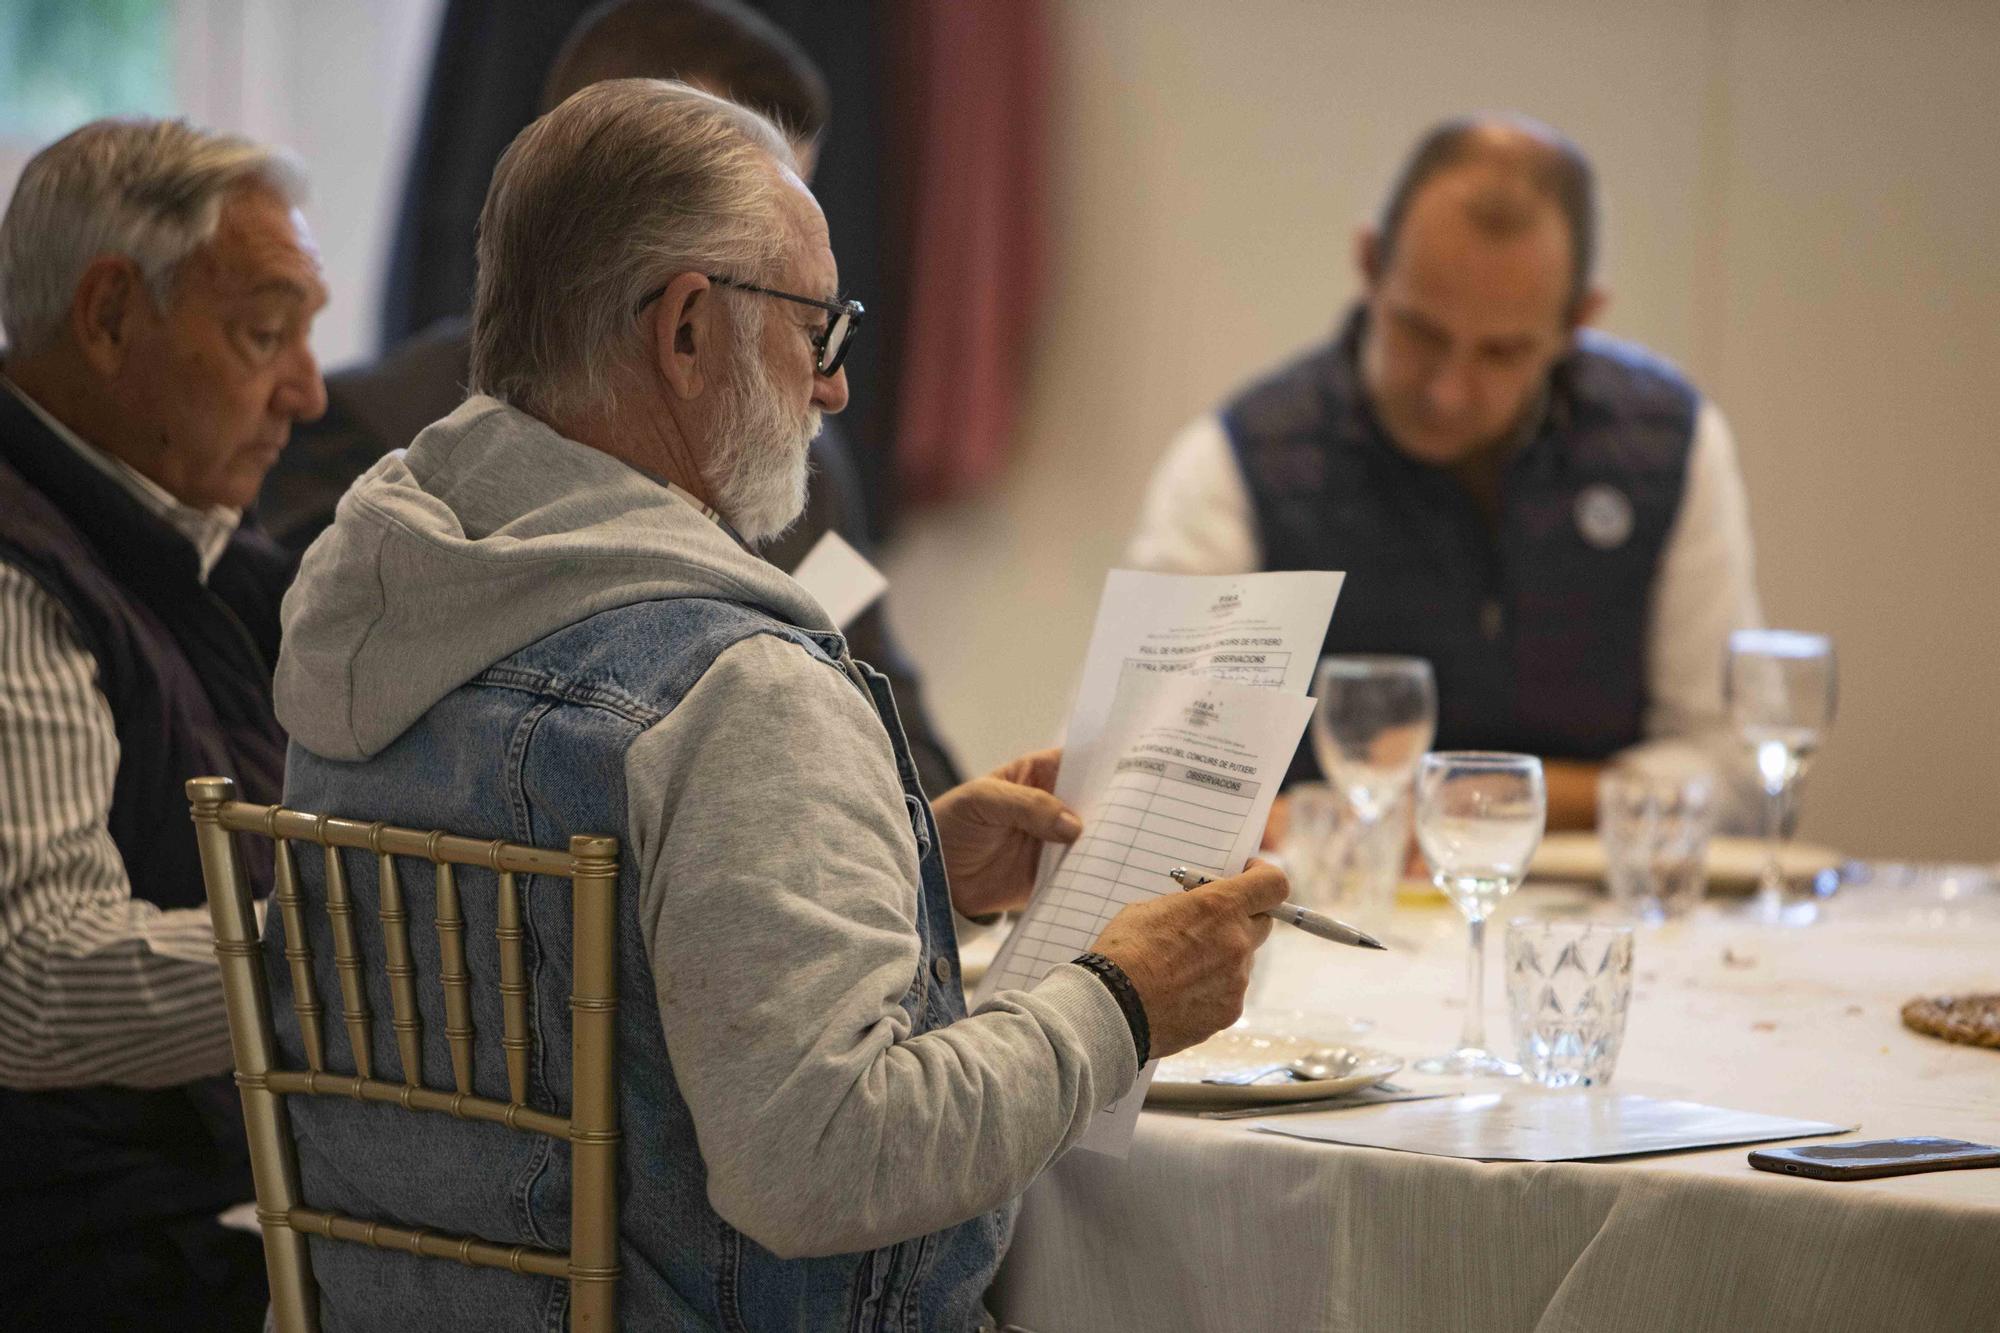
1071,951,1150,1067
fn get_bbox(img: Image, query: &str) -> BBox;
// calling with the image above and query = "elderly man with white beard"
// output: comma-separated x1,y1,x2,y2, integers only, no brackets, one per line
271,80,1285,1331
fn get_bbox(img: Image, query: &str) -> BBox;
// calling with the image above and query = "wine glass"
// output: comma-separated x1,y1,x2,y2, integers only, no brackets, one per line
1309,656,1437,905
1414,751,1546,1077
1724,629,1836,925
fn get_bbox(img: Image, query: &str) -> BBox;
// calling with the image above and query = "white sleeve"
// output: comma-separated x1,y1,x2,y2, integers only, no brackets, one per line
1122,414,1262,574
1625,401,1765,824
0,563,234,1090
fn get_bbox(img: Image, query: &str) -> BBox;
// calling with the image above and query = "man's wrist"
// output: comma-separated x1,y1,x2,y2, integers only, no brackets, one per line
1071,951,1149,1066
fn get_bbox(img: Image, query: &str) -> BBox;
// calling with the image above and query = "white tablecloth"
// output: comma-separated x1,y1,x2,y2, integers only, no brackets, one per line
989,880,2000,1332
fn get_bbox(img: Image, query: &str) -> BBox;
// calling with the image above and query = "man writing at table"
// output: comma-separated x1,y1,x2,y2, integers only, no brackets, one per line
274,80,1283,1330
1127,114,1762,829
0,118,328,1326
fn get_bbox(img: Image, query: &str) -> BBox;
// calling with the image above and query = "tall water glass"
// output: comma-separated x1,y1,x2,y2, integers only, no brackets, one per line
1414,752,1546,1077
1310,656,1436,898
1724,629,1836,924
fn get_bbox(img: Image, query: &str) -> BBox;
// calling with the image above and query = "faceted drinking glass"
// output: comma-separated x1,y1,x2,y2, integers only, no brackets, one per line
1414,752,1546,1077
1279,781,1409,923
1724,629,1836,924
1506,919,1635,1088
1598,765,1717,922
1276,781,1344,910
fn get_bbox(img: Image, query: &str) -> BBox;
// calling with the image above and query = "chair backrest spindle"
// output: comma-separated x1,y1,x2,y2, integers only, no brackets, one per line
270,832,325,1073
495,865,532,1105
433,856,476,1095
373,829,425,1086
320,839,373,1080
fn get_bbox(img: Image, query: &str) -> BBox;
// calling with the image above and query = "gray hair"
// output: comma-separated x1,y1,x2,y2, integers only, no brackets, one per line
0,117,308,356
470,78,797,423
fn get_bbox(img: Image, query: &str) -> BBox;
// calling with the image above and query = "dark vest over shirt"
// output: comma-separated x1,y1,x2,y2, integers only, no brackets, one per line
1224,310,1699,785
0,384,290,1271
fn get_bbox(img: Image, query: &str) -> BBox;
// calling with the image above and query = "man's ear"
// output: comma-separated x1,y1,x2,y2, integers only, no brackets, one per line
650,271,718,402
69,256,149,377
1569,285,1608,333
1354,225,1384,290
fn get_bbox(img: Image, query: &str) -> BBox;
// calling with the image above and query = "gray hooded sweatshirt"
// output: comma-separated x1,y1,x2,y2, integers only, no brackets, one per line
273,396,1136,1259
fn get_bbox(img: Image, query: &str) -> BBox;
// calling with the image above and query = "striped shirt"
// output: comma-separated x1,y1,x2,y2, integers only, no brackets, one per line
0,378,241,1090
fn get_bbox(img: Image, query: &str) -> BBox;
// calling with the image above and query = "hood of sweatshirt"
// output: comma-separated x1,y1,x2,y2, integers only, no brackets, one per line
274,394,831,762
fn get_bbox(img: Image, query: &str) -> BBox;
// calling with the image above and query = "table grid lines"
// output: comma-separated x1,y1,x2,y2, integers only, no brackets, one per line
1006,762,1260,979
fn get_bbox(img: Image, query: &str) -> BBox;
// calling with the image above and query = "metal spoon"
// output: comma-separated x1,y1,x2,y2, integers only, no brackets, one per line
1201,1047,1356,1087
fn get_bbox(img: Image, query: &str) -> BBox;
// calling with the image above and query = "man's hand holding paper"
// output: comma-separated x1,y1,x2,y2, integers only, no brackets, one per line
934,748,1083,918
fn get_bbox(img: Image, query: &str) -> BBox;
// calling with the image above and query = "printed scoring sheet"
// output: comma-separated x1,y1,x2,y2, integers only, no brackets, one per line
1001,755,1259,978
974,569,1340,1155
981,670,1315,1155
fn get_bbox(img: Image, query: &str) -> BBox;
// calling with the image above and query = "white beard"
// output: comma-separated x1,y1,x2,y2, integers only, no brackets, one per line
701,330,821,545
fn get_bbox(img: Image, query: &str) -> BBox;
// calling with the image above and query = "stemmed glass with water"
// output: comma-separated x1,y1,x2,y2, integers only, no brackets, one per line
1309,656,1437,903
1724,629,1836,924
1413,751,1547,1077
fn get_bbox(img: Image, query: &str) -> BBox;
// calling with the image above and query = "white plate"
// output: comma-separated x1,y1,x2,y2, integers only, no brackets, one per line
1529,832,1843,893
1148,1010,1399,1108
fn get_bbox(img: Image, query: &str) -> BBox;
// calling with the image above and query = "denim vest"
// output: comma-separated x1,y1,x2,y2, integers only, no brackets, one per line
272,596,1006,1331
1225,311,1698,785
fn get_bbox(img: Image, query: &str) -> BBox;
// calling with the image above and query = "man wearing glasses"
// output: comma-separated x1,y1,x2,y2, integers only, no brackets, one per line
258,0,965,797
270,81,1285,1330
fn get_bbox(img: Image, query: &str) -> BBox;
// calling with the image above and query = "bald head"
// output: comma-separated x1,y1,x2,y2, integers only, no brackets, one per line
1375,115,1597,313
1355,116,1607,468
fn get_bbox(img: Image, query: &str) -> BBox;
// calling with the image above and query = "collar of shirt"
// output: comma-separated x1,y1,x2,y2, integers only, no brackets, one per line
0,374,241,583
660,478,751,550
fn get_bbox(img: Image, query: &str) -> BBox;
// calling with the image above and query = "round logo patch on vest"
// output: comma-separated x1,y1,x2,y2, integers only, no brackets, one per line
1574,484,1635,550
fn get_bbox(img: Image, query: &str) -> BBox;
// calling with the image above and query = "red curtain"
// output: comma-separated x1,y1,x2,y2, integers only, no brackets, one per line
881,0,1049,505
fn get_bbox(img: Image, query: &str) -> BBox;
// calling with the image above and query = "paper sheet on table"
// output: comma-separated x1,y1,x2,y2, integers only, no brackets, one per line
790,531,887,630
1251,1091,1852,1161
979,671,1315,1156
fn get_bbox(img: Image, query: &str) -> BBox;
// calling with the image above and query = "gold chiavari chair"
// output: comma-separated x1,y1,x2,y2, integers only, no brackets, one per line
185,776,621,1332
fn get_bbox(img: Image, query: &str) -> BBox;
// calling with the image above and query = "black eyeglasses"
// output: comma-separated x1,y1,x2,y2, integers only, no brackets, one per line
634,274,865,377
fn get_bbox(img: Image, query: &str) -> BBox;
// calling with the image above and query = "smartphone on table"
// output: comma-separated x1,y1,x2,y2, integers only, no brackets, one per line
1749,1137,2000,1181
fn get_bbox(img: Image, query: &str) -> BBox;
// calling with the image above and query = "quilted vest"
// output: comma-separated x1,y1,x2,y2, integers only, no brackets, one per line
1224,311,1698,784
0,384,288,1262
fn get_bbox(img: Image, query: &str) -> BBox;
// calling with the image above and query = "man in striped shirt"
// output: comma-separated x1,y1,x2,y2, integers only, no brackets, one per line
0,118,327,1328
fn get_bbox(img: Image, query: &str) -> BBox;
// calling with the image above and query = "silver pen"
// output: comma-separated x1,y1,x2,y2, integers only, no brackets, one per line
1167,866,1388,951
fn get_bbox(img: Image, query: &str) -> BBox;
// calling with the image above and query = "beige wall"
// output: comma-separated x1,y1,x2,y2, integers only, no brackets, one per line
881,0,2000,861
